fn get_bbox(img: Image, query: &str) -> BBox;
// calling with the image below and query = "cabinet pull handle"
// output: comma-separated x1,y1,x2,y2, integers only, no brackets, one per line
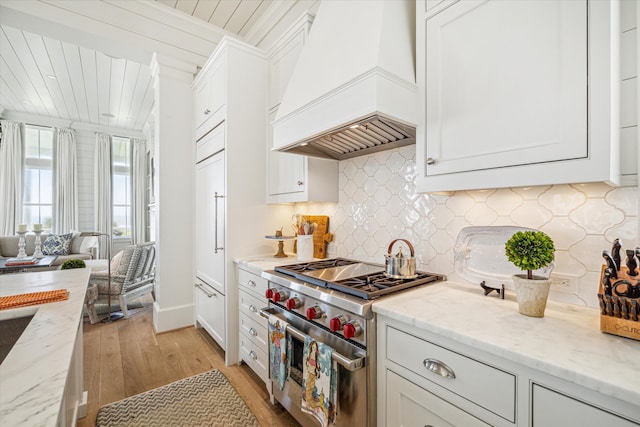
214,192,224,253
249,327,257,336
249,304,257,313
423,358,456,379
426,157,436,165
248,279,256,287
297,180,303,186
249,350,257,360
204,109,211,115
194,283,216,298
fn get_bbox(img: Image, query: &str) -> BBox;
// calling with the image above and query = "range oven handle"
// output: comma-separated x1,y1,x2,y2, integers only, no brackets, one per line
259,307,365,372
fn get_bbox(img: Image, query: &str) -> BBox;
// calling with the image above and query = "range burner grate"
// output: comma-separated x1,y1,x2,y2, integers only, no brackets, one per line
331,271,442,300
275,258,360,275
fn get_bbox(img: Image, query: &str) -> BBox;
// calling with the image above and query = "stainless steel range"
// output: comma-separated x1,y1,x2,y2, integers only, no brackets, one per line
260,258,444,427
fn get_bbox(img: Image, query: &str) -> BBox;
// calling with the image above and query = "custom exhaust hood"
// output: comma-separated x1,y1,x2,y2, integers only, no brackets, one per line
272,0,417,161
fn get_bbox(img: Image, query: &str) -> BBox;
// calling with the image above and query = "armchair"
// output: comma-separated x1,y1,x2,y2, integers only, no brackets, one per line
85,241,156,324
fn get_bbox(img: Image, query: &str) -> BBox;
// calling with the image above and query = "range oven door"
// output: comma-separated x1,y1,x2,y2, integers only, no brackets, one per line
260,307,370,427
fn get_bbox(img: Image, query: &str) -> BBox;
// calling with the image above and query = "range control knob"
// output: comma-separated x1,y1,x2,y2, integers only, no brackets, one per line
329,315,348,332
343,321,363,339
306,305,324,320
286,297,302,310
273,290,287,303
265,289,274,299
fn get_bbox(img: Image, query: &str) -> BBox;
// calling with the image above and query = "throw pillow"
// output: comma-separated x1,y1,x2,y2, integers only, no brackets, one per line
42,233,73,256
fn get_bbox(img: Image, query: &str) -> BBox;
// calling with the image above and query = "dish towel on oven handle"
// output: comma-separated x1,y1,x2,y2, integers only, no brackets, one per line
301,335,337,427
268,314,289,390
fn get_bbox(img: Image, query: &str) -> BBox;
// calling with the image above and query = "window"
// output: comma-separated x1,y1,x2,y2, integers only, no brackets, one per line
112,136,131,238
23,125,53,231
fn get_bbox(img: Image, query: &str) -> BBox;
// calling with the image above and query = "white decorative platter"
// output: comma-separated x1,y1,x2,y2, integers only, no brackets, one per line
454,226,554,290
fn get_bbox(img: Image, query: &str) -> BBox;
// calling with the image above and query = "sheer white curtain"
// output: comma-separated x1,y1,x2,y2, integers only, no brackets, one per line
0,121,23,235
131,138,147,244
54,128,78,233
95,133,112,259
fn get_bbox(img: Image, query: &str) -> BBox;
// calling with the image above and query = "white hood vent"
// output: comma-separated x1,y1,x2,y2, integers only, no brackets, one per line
272,0,417,161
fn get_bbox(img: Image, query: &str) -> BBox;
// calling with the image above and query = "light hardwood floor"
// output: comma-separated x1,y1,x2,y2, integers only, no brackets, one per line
78,296,299,427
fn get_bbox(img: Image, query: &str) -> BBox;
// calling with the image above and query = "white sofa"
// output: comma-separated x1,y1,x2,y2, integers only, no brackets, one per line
0,233,97,269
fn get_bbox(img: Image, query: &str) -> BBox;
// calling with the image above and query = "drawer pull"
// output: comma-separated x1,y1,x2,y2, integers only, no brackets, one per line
423,358,456,379
194,283,216,298
249,304,258,313
248,279,256,287
249,350,257,360
249,327,257,336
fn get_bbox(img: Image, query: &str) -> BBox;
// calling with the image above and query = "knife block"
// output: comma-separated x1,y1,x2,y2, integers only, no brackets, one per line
597,265,640,341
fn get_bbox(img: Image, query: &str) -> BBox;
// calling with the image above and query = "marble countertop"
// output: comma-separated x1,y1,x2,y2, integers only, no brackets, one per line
372,280,640,409
0,268,90,426
233,254,310,276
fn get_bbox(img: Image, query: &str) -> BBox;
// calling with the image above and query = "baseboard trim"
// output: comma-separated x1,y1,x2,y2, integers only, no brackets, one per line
152,301,194,333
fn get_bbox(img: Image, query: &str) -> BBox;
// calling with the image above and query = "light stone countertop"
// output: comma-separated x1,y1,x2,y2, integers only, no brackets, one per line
0,268,90,426
233,254,311,276
372,280,640,409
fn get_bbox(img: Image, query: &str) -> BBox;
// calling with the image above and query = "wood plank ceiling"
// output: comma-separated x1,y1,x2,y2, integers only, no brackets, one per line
0,0,275,132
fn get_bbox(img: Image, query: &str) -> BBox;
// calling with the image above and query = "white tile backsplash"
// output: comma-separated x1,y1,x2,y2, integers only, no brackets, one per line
296,145,639,309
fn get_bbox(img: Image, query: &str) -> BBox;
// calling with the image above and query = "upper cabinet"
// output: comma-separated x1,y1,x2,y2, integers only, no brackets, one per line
193,54,227,141
416,0,623,192
266,13,338,204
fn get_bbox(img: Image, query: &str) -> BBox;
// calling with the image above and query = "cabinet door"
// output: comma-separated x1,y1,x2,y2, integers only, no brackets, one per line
208,57,226,126
195,150,225,294
425,0,587,176
532,384,639,427
193,80,210,130
267,108,306,198
386,369,490,427
195,280,225,348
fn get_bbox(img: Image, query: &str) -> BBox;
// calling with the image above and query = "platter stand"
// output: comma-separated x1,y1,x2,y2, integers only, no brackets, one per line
265,235,295,258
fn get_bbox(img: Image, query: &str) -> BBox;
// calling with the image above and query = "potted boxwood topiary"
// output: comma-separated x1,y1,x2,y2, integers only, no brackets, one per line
505,230,555,317
60,259,87,270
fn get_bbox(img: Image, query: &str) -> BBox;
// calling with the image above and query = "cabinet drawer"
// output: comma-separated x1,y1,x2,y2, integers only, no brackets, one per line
238,268,268,299
532,384,639,427
386,369,490,427
196,123,224,162
239,311,268,350
240,335,269,384
386,326,515,422
194,281,225,349
239,289,265,323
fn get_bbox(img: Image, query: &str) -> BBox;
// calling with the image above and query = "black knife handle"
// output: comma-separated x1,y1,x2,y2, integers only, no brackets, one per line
602,251,618,279
612,239,622,273
627,249,638,276
597,294,607,315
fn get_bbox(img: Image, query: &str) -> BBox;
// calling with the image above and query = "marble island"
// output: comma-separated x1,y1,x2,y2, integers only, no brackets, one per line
0,268,90,427
373,280,640,422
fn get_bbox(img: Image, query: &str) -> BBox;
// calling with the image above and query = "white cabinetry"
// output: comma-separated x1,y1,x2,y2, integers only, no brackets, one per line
531,384,638,427
193,37,268,365
416,0,621,192
237,266,270,386
377,314,640,426
195,146,225,347
193,57,226,141
386,369,490,427
266,13,338,204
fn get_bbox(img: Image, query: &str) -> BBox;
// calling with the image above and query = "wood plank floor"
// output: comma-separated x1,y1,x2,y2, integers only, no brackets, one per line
78,296,299,427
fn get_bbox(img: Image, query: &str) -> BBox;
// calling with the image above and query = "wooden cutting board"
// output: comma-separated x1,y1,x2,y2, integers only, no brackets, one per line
294,215,333,259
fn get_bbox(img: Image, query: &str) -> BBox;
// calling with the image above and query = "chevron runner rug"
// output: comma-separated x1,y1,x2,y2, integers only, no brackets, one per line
96,369,260,427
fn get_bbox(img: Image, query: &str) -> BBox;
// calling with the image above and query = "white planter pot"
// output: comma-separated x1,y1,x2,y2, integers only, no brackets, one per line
512,274,551,317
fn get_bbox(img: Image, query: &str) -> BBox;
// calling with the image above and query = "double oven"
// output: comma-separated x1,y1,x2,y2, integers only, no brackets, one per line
260,258,443,426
